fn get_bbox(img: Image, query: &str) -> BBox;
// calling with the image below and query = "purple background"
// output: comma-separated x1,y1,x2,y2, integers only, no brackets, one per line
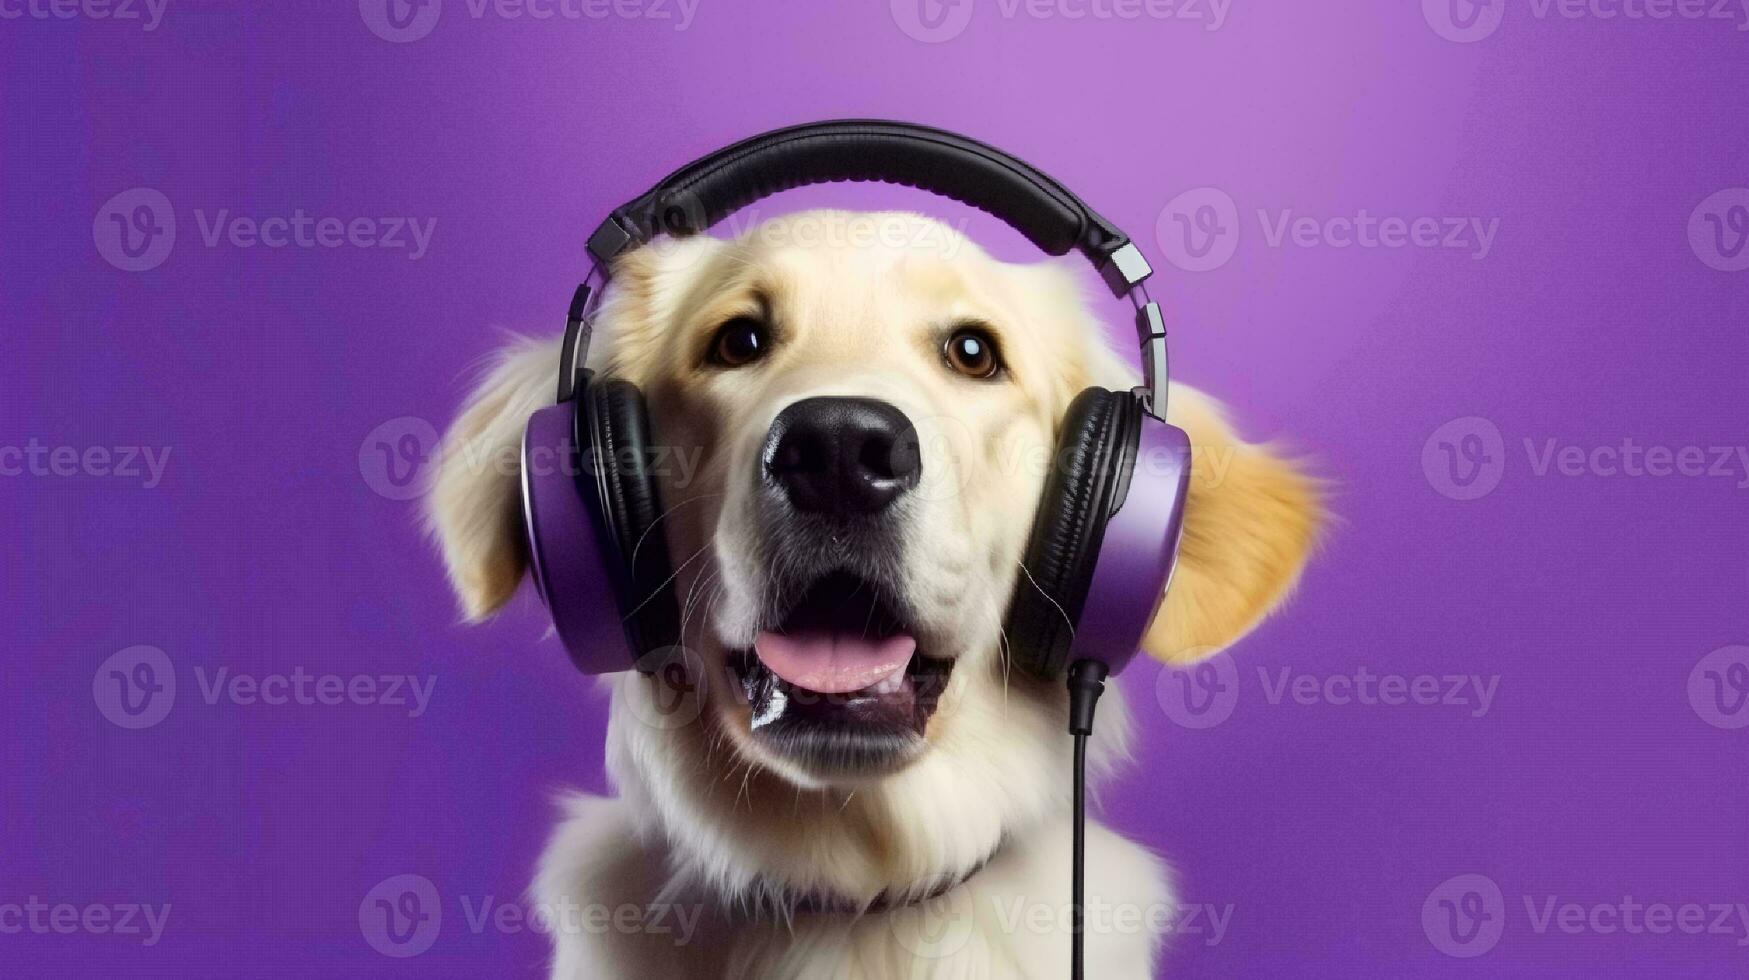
4,1,1746,976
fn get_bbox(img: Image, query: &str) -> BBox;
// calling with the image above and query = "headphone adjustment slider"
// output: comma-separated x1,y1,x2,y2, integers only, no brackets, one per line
1135,301,1169,420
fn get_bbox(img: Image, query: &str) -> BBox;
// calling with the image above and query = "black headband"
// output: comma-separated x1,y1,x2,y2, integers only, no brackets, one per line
563,119,1167,415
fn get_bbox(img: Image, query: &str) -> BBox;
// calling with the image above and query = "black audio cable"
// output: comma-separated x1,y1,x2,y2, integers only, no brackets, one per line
1066,658,1110,980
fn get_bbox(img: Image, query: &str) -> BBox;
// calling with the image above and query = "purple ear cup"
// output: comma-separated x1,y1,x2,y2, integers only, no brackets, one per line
521,402,636,674
1003,388,1190,680
1071,415,1190,677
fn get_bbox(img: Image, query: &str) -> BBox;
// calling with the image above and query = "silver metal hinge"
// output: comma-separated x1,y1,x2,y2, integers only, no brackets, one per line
1098,242,1154,297
1134,301,1169,420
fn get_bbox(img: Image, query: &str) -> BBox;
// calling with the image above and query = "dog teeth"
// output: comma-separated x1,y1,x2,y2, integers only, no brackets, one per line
871,670,910,696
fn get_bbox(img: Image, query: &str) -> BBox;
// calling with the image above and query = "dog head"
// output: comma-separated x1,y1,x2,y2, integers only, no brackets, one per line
427,210,1323,902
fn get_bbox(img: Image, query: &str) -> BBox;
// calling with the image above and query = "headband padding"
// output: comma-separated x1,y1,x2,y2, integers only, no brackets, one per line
590,120,1131,273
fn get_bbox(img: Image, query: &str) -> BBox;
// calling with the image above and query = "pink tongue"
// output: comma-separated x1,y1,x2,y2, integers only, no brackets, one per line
753,630,917,695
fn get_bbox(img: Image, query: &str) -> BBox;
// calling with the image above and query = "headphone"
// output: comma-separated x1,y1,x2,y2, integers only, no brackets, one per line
520,120,1190,683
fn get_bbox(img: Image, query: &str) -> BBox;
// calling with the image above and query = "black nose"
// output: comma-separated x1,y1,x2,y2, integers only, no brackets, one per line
763,397,922,516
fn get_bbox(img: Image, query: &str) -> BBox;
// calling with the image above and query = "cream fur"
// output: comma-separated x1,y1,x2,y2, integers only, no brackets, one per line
425,211,1322,978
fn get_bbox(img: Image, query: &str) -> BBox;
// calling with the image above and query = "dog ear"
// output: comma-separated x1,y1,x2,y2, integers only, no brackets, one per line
1143,387,1325,664
424,335,558,621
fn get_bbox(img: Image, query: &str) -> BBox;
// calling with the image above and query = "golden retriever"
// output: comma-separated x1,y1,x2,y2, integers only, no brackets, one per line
426,210,1320,978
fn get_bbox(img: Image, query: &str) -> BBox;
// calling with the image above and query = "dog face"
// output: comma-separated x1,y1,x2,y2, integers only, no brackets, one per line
427,209,1322,899
601,212,1131,786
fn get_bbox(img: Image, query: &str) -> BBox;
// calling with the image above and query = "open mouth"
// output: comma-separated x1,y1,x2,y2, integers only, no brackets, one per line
728,570,953,776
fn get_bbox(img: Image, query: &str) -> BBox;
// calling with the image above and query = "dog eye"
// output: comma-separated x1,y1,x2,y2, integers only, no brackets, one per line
943,327,1002,379
708,317,768,368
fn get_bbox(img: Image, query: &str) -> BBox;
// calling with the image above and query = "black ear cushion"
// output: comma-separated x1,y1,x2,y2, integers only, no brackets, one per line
1003,387,1141,679
582,378,680,665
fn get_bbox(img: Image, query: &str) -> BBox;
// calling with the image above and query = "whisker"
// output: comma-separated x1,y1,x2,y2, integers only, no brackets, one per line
629,492,724,568
1015,561,1076,643
621,540,713,620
